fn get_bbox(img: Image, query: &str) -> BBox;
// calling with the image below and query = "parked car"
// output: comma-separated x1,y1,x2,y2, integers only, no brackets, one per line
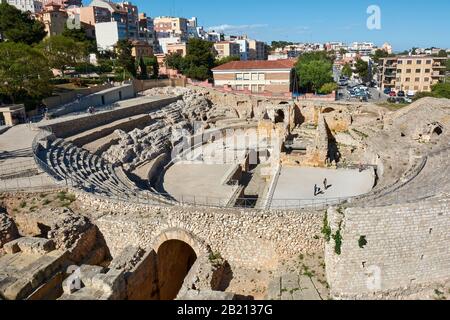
383,88,392,95
389,91,397,97
397,91,406,97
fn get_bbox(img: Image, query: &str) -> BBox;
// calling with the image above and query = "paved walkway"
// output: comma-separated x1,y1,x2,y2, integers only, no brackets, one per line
270,166,375,209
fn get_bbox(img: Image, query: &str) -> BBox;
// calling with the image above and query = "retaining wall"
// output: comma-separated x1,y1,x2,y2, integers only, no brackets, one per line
325,197,450,299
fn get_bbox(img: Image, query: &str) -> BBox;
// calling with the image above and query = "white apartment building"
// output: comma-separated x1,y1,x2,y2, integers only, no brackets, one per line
95,21,127,51
7,0,43,13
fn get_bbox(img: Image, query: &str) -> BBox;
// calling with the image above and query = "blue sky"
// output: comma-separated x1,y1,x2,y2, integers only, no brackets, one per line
84,0,450,51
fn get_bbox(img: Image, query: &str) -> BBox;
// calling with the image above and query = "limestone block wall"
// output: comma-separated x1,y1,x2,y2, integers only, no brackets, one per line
43,96,181,138
74,191,324,271
325,198,450,299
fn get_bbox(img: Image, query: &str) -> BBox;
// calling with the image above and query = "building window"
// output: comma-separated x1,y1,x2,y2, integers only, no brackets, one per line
236,85,243,91
417,60,422,64
398,60,403,64
251,73,258,81
258,73,265,81
424,77,429,82
406,69,411,73
405,78,410,82
236,73,243,80
407,60,412,65
426,60,432,64
423,86,429,91
396,69,402,73
258,85,265,92
243,73,250,81
414,86,419,90
415,78,420,82
415,69,421,73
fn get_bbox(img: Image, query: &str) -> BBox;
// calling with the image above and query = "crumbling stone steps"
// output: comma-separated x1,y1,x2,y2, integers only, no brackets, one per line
43,138,139,198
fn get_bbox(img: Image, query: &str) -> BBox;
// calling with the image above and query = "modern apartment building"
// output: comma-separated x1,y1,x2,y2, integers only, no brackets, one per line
6,0,43,13
379,56,447,94
37,2,68,36
248,39,267,60
213,41,241,59
79,5,112,26
153,16,188,40
138,13,156,47
95,21,127,51
212,60,297,94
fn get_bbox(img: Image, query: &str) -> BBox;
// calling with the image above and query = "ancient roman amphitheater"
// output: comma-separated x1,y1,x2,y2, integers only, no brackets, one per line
0,85,449,300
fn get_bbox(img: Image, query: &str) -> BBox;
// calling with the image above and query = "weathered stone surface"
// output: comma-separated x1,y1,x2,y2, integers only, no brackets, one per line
0,209,19,248
4,237,55,255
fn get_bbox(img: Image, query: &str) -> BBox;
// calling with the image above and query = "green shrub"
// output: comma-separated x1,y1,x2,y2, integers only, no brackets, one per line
333,230,343,255
321,213,332,242
358,236,368,248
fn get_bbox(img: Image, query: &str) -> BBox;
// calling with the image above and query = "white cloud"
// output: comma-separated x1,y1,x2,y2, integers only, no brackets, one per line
207,23,269,33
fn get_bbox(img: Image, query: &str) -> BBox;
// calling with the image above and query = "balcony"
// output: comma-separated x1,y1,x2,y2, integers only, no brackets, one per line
431,71,445,77
432,62,446,68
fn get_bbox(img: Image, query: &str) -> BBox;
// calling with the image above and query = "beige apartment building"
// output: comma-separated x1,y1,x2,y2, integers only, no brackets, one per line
166,43,187,57
37,2,68,37
379,56,447,93
248,39,267,60
153,16,188,38
212,60,296,94
213,42,241,59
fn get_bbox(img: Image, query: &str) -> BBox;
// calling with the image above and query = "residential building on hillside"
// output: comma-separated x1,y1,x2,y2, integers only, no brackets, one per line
95,21,127,51
213,42,241,59
379,56,447,94
349,42,377,56
234,39,249,61
166,43,187,57
157,36,184,54
138,13,156,47
153,16,188,40
6,0,43,13
248,39,267,60
212,60,297,94
41,0,82,7
36,2,68,36
131,40,153,59
79,5,112,26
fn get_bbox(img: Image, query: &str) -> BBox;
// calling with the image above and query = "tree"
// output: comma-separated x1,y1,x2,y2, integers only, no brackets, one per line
38,35,88,76
165,52,185,71
62,25,97,53
319,82,338,94
164,39,216,81
295,52,334,93
0,2,46,45
355,58,370,82
371,49,390,64
115,39,136,78
144,56,159,79
215,55,240,66
435,49,448,57
138,56,148,80
339,48,348,56
183,38,216,80
341,63,353,78
0,42,52,105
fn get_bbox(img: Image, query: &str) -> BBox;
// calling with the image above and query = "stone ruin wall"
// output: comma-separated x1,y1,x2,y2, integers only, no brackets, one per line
325,198,450,299
73,191,324,271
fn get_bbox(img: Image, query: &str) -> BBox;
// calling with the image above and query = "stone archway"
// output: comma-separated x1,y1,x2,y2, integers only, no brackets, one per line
157,239,197,300
151,228,209,300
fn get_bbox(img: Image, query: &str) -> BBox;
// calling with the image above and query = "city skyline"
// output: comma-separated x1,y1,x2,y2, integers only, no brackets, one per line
81,0,450,51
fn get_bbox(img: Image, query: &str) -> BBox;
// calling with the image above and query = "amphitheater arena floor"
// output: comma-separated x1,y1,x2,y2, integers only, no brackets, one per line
271,167,375,204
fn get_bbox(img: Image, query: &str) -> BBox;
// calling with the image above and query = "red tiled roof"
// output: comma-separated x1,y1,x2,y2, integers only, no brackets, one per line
212,59,296,71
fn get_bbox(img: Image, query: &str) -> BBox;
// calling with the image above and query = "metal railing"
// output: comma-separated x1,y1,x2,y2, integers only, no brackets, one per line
25,127,449,211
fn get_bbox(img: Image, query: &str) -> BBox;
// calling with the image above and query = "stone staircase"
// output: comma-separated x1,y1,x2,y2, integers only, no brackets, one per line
355,147,450,207
40,138,139,198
